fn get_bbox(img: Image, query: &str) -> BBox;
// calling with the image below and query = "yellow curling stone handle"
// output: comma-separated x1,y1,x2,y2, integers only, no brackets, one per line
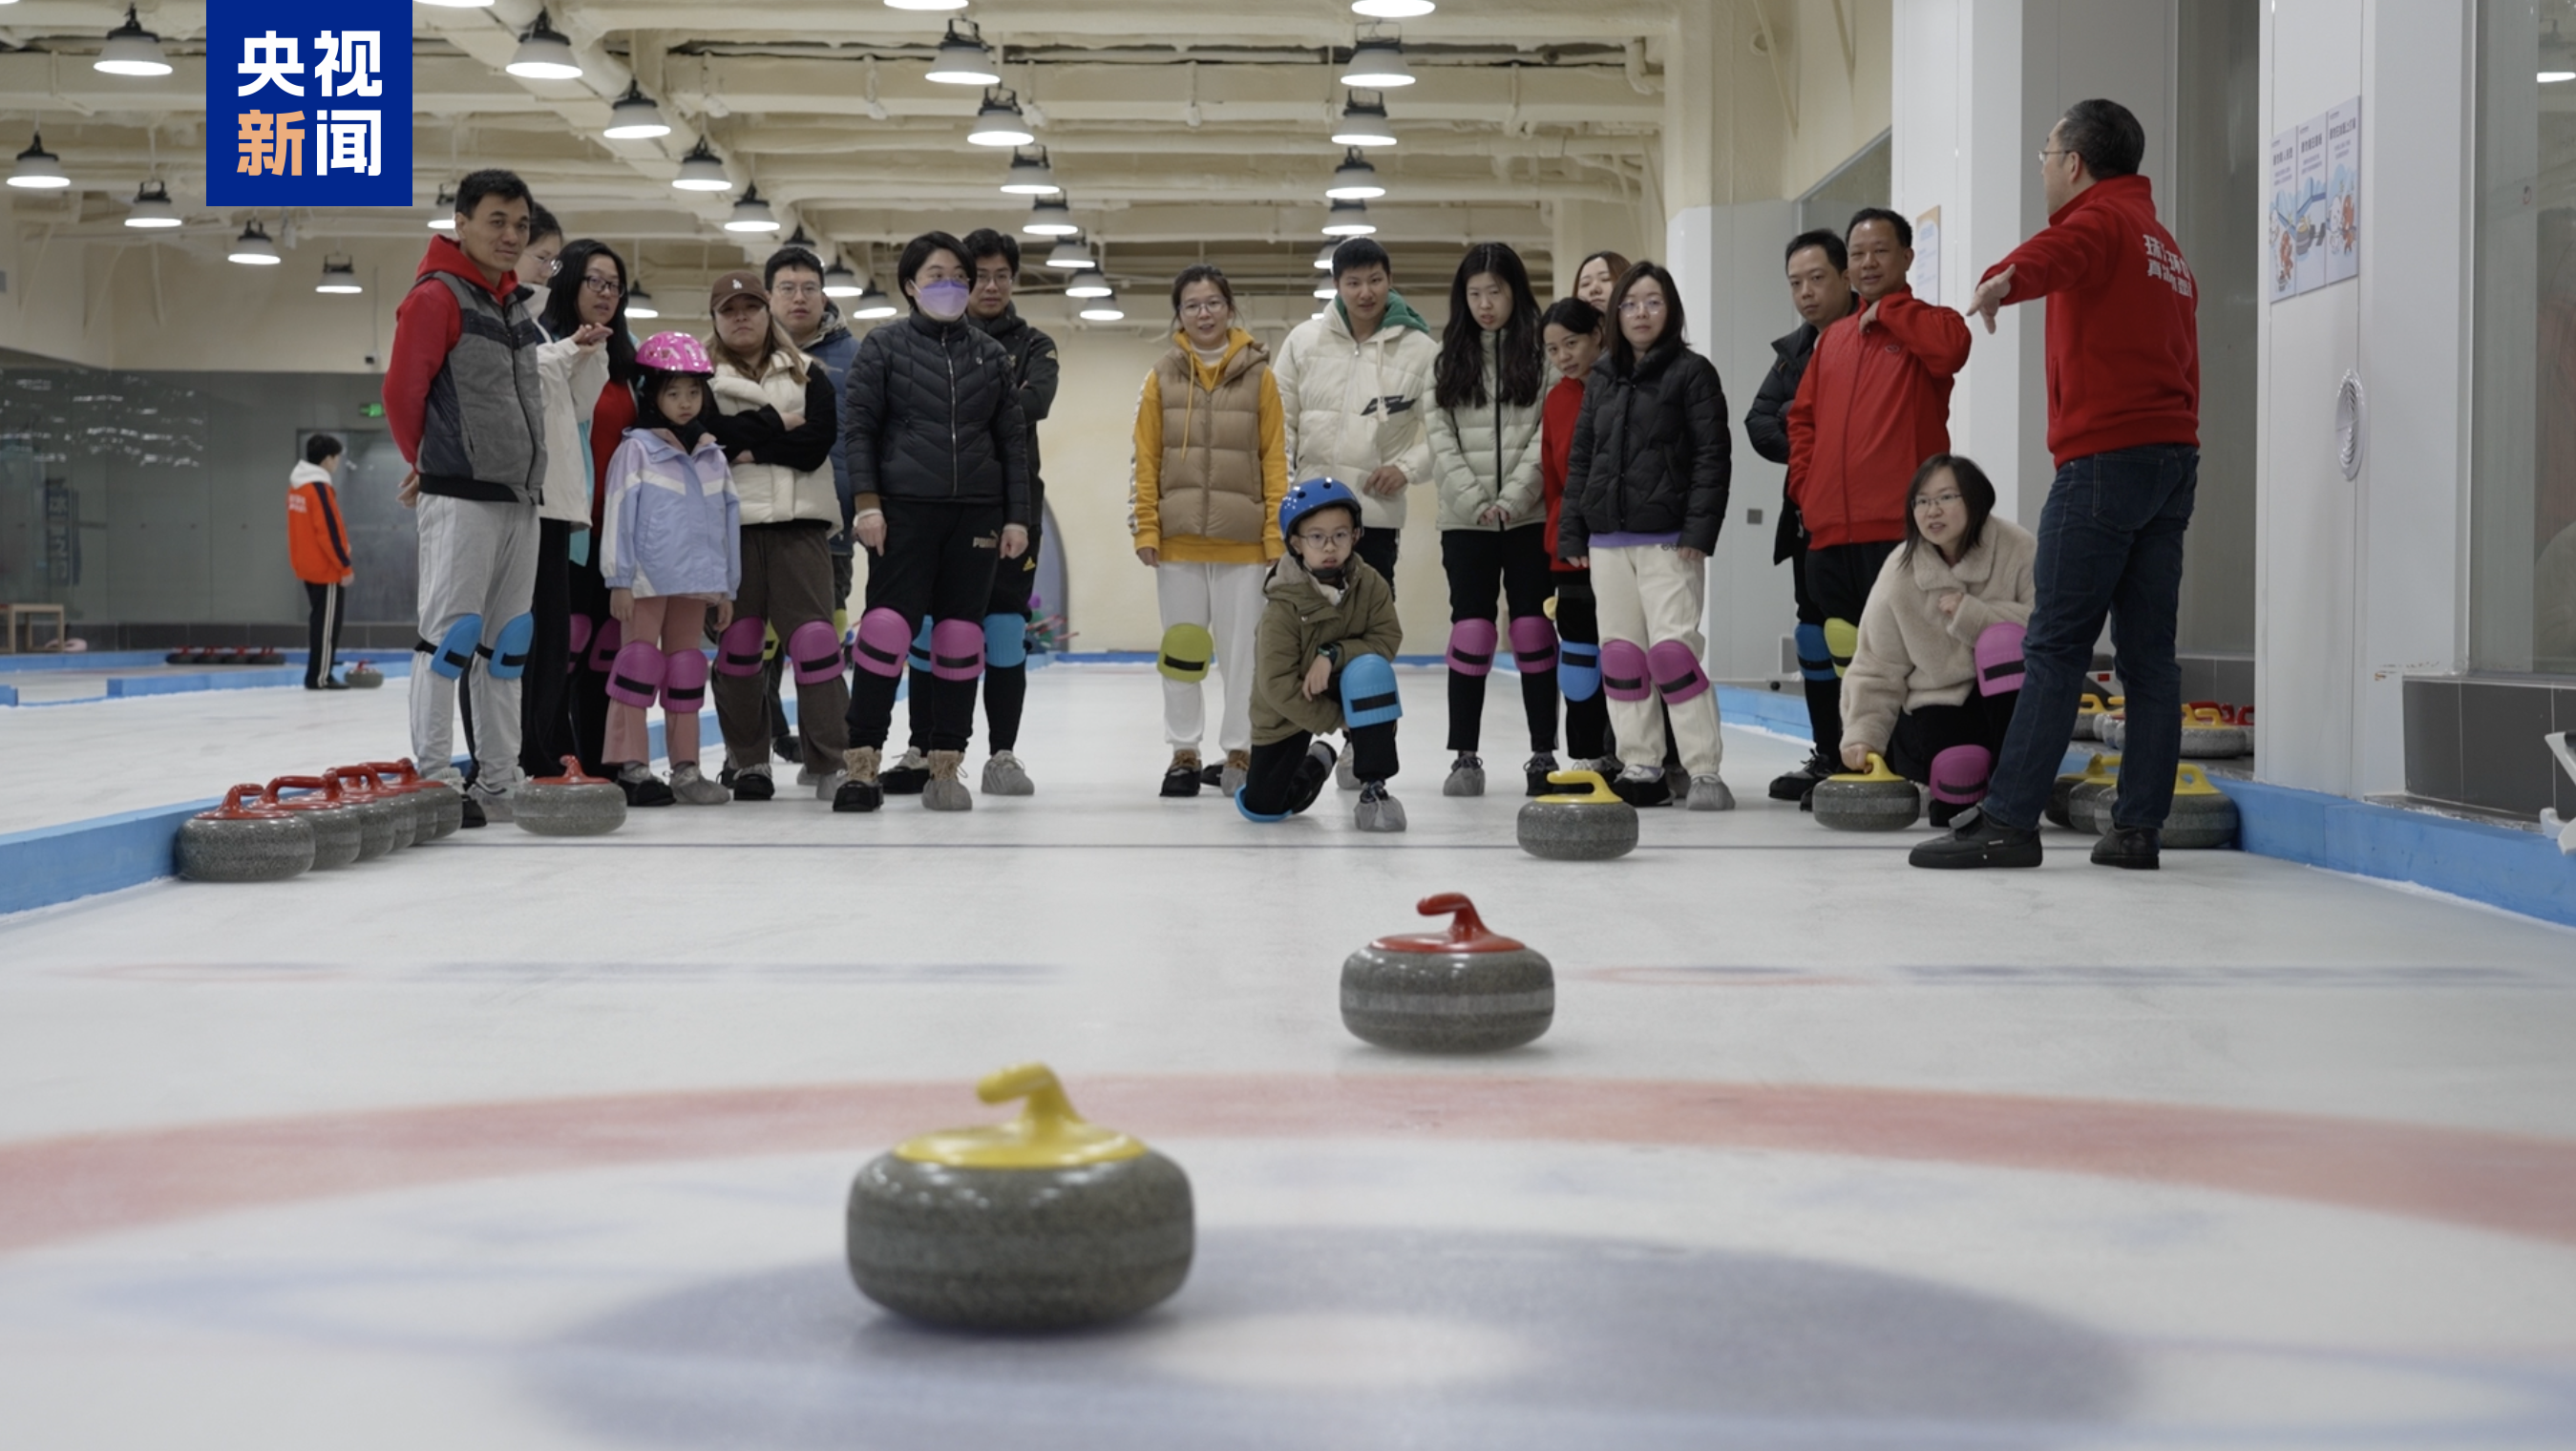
1826,752,1905,784
1536,769,1622,805
2173,764,2222,796
895,1062,1148,1167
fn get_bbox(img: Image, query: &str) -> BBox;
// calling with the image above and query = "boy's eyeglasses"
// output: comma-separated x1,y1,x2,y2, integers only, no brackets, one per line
1297,528,1356,549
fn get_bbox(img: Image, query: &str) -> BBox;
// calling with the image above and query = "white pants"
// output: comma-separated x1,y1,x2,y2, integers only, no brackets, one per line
410,493,540,794
1590,543,1724,777
1156,560,1266,756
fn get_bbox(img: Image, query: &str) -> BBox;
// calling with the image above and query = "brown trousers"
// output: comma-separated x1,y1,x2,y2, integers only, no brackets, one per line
714,521,850,771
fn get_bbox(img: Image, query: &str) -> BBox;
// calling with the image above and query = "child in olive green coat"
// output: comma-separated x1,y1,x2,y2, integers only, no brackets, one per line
1239,480,1406,831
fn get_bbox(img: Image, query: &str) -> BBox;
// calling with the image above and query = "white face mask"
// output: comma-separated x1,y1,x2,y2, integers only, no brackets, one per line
917,280,970,322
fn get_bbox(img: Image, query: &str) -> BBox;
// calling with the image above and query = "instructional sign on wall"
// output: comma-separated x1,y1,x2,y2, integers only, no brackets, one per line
204,0,412,207
2269,96,2359,301
1910,206,1942,305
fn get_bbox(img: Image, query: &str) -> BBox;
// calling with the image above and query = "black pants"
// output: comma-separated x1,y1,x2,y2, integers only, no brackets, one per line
303,581,345,686
847,500,1003,752
1801,538,1899,763
1552,572,1612,761
907,515,1040,753
565,541,612,776
1243,720,1399,815
1441,527,1557,755
762,548,860,751
517,518,576,779
1354,528,1401,599
1884,690,2020,785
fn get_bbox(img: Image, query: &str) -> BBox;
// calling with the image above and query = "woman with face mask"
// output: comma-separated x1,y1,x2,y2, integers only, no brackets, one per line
833,231,1033,813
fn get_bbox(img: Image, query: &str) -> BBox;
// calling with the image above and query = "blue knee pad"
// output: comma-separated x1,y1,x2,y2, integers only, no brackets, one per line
908,618,934,674
1235,787,1290,824
1795,621,1836,683
982,612,1027,668
430,614,482,680
1339,652,1402,727
1560,640,1602,703
483,613,535,681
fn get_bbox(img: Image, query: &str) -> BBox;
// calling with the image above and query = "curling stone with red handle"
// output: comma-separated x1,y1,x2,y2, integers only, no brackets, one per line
176,785,315,883
517,755,627,836
262,775,368,869
365,758,462,841
1341,894,1554,1052
329,766,414,853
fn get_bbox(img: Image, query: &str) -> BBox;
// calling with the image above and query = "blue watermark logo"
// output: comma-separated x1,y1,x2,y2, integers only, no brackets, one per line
205,0,411,206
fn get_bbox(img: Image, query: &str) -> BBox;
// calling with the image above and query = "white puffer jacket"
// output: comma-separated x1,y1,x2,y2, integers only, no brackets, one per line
1426,329,1546,532
534,325,609,528
1840,517,2039,753
1273,298,1439,531
707,352,839,531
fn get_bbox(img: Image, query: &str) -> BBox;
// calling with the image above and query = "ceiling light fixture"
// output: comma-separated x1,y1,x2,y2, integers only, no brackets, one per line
853,284,898,320
1314,284,1338,300
1333,91,1397,148
1079,289,1126,323
1002,146,1061,196
415,0,497,9
1321,199,1377,236
672,138,730,191
604,83,671,139
927,19,1001,86
1043,237,1096,270
969,88,1035,147
95,8,173,76
315,255,364,294
1022,197,1079,237
822,261,863,298
1341,29,1415,89
1354,0,1436,15
724,186,781,233
9,133,69,189
1326,147,1384,200
427,183,457,229
124,179,180,228
1314,242,1339,270
227,221,283,265
883,0,967,10
1064,275,1113,299
505,10,583,80
623,282,659,319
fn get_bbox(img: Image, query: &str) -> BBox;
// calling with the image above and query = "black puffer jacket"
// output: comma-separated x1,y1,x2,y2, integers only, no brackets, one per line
1746,319,1821,564
1558,342,1731,560
842,310,1032,524
972,306,1061,524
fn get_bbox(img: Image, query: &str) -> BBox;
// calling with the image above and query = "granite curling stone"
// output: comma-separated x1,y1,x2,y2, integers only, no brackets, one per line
1810,753,1922,831
262,774,367,869
330,766,414,853
846,1063,1193,1331
367,758,462,841
2048,754,2119,829
176,785,315,883
2178,704,2249,759
1515,769,1638,860
2068,756,2125,836
2162,765,2241,849
344,661,384,688
1341,893,1553,1052
2073,692,2114,741
516,755,627,836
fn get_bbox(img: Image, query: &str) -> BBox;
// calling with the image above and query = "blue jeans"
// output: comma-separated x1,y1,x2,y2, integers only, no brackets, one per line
1984,445,2199,832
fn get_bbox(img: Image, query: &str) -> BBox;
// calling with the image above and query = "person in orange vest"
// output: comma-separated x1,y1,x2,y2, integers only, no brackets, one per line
287,433,354,690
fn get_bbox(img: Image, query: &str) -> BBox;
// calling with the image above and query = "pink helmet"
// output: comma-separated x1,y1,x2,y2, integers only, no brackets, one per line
635,331,713,377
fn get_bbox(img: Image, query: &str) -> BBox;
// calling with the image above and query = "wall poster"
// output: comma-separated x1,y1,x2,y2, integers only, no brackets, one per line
2270,95,2360,301
1910,205,1941,305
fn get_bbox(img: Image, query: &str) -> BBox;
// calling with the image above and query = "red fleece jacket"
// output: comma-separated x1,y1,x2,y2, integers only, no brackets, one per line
1785,287,1972,549
1538,372,1585,570
382,236,523,467
1979,174,2200,467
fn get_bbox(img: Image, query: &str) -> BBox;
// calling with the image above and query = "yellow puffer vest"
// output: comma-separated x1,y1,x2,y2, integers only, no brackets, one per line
1153,335,1273,545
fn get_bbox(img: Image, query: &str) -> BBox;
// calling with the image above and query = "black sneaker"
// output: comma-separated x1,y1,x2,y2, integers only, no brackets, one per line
618,772,676,808
1768,752,1833,802
1523,751,1560,797
320,677,350,691
833,777,884,813
772,733,800,764
458,795,487,829
2091,826,2162,870
1199,763,1225,788
1161,752,1204,798
1286,741,1338,815
1909,815,2042,869
731,768,776,802
1929,798,1977,829
1609,767,1674,808
881,749,931,796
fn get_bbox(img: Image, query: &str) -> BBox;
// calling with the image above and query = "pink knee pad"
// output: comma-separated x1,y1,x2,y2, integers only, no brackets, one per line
567,616,593,671
1975,620,2027,697
787,620,843,685
587,618,623,675
1929,745,1994,806
929,619,985,682
851,608,912,680
1647,640,1711,704
714,616,767,678
606,641,665,708
1446,619,1497,678
661,647,709,712
1600,640,1652,703
1509,616,1558,673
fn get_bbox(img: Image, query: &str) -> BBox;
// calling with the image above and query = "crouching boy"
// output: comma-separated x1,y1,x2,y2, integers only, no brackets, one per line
1239,479,1406,831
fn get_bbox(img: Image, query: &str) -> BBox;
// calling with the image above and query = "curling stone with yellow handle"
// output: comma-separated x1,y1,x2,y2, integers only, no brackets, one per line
846,1064,1193,1330
2180,702,2250,759
2161,764,2242,849
1810,753,1921,831
1514,769,1638,860
2069,756,2125,835
1341,894,1554,1052
2049,753,2119,829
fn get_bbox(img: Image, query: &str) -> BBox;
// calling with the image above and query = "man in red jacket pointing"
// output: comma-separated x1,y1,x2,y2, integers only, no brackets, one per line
1913,99,2201,872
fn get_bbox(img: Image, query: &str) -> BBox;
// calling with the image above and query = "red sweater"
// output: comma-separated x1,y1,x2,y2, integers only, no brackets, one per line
1980,175,2200,467
587,379,637,530
1538,373,1585,571
382,235,525,467
1784,288,1972,549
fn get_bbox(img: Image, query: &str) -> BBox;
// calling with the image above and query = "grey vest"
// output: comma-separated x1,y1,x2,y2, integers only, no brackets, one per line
414,271,547,504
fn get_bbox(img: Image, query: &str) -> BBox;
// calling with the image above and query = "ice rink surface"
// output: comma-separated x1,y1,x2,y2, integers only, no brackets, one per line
5,662,2574,1448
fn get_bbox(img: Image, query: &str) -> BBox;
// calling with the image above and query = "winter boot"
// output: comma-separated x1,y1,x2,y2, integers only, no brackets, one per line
1220,749,1253,795
923,749,973,811
1355,779,1407,832
1161,748,1204,798
832,747,884,813
880,747,931,796
982,750,1034,796
616,764,675,808
730,762,775,802
1443,752,1486,797
1609,764,1673,808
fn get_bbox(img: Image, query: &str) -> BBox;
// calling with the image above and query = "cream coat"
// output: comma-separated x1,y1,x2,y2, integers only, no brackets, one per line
1272,301,1438,532
1840,516,2038,752
1425,328,1547,532
708,352,839,532
534,331,609,528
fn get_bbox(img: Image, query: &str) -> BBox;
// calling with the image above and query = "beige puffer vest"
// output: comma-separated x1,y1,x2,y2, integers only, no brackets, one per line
1152,335,1274,545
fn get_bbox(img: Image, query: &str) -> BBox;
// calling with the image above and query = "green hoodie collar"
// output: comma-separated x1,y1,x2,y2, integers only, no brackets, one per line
1336,290,1430,341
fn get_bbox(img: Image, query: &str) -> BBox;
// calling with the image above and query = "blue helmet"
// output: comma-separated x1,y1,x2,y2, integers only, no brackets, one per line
1280,477,1362,545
